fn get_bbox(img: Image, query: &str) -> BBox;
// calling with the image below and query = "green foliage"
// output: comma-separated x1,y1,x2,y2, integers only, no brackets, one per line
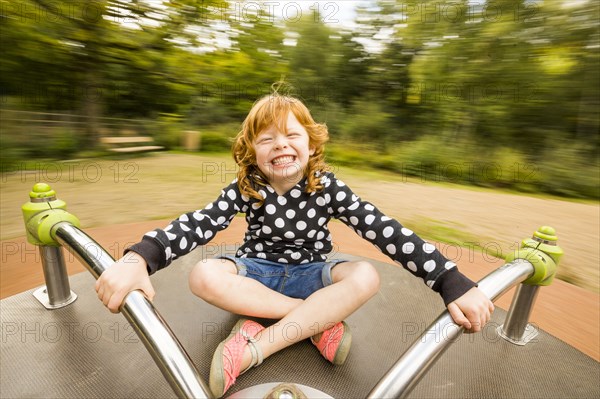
311,101,346,139
48,128,81,158
153,114,184,150
198,123,239,153
328,134,598,200
338,100,395,144
185,98,237,126
536,144,600,199
404,218,505,260
1,0,598,199
1,126,80,161
326,143,376,169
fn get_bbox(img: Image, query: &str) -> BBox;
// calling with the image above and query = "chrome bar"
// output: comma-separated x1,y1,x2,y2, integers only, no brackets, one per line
367,259,534,399
498,284,540,345
53,222,213,399
33,245,77,309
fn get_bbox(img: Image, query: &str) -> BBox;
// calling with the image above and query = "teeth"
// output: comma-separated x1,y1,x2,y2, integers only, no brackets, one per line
272,156,295,166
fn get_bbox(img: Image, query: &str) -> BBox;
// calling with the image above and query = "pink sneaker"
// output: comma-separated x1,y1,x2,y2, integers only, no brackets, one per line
311,321,352,365
209,319,264,397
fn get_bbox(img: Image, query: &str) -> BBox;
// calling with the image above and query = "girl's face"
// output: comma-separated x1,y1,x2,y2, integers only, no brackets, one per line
253,111,315,195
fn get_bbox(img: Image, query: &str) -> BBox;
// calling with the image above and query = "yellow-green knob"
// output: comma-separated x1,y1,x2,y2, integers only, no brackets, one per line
533,225,557,243
29,183,56,199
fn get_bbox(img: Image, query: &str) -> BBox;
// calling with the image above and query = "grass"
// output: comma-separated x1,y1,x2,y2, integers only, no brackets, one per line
389,208,596,294
331,161,598,206
404,217,505,260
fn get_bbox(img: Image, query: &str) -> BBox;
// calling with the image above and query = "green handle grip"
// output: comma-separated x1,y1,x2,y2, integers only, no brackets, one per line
505,226,563,286
22,183,80,246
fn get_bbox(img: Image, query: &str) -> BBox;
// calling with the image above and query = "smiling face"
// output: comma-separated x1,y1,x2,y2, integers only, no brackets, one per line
233,94,330,203
253,111,315,195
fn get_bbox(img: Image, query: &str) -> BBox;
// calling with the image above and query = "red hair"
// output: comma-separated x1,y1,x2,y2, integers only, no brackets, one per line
232,93,330,204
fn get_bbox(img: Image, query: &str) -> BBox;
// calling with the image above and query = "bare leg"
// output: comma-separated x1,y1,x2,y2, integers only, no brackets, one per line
241,260,380,368
189,258,303,319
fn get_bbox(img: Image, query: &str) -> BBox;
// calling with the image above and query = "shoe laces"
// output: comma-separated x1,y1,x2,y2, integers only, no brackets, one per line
320,323,345,361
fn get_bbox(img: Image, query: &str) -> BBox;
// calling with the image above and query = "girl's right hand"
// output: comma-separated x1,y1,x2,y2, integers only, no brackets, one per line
95,251,155,313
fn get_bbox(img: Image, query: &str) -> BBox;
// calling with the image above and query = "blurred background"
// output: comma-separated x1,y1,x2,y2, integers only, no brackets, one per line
1,1,599,294
1,0,598,198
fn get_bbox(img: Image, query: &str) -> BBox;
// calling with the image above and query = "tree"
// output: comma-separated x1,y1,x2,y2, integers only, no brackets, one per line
1,0,233,146
285,16,338,107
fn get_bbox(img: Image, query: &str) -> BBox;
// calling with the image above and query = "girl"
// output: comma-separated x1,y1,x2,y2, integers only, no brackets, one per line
96,92,494,397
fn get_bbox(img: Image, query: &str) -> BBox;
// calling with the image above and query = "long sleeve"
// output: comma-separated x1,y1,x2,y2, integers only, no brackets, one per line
326,174,476,304
126,180,248,274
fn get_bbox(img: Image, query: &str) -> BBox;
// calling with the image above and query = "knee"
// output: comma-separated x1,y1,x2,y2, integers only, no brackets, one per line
350,261,380,297
188,261,220,300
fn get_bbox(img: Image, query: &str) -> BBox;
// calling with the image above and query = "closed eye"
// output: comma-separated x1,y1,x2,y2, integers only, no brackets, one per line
257,137,272,144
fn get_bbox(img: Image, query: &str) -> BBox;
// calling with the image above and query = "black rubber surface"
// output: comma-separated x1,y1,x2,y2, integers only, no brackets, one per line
1,248,599,398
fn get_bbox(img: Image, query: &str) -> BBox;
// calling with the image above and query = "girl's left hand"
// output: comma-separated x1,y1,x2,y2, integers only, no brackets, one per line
447,287,494,332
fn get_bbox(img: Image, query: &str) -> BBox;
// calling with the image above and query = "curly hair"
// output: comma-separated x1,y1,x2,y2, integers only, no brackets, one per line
232,93,330,204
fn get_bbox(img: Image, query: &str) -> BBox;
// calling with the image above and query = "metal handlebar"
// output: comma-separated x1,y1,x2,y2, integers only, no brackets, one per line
53,222,213,399
367,259,535,399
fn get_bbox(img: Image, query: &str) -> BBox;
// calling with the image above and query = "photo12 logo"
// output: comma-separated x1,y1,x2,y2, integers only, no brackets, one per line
1,321,140,345
398,1,540,23
199,1,341,24
1,161,140,184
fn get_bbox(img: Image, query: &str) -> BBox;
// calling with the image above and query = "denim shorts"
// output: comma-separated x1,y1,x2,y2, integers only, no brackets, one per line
219,255,347,300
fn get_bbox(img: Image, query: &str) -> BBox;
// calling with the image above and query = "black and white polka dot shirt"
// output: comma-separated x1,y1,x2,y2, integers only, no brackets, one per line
128,172,476,304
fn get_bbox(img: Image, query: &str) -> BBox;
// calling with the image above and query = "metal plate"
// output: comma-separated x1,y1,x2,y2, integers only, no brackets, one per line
227,382,334,399
32,286,78,309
